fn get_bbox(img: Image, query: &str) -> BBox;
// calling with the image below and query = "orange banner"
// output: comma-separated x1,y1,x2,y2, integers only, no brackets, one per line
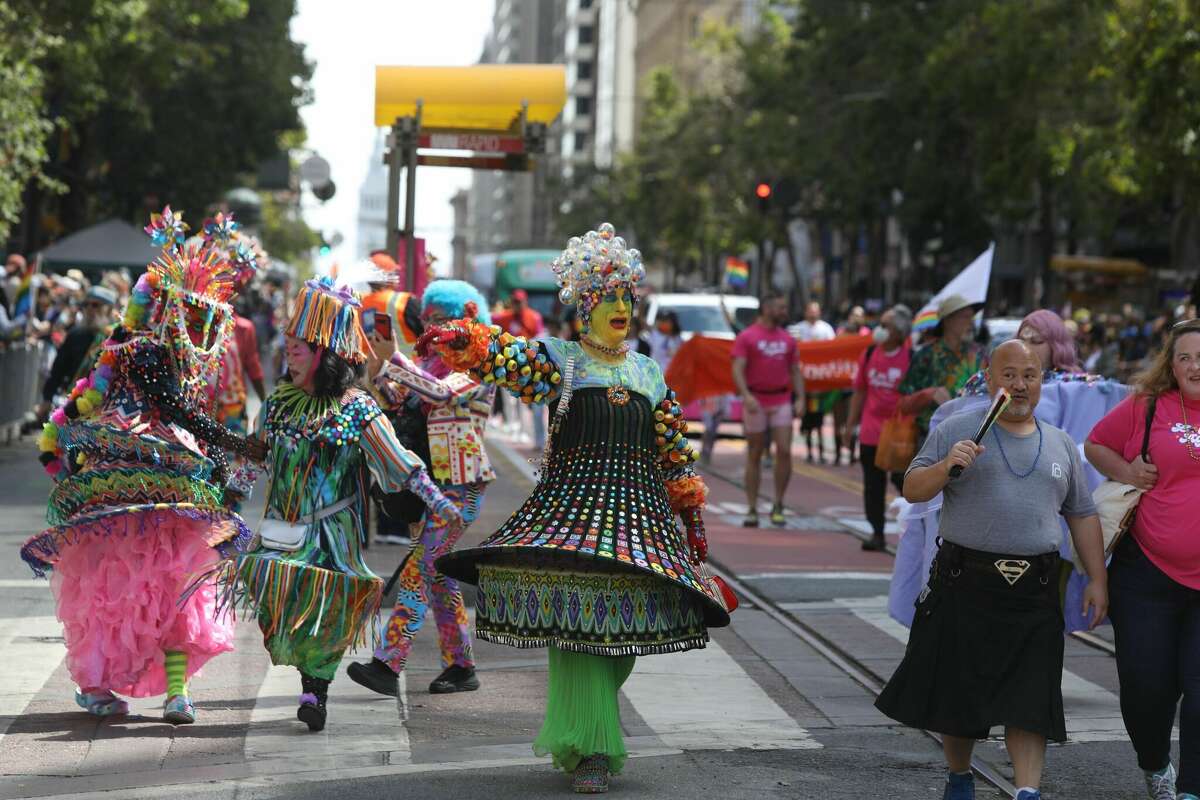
665,334,873,406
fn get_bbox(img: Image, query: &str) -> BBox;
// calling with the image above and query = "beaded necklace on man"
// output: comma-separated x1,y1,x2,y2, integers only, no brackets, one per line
991,418,1044,479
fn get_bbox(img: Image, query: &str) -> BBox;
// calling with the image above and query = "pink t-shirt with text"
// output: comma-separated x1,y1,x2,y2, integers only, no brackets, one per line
854,344,912,446
732,322,797,407
1088,391,1200,588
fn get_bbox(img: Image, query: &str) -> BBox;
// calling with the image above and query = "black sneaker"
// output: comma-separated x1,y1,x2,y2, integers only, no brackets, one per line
347,658,400,697
429,665,480,694
861,533,888,552
297,698,326,732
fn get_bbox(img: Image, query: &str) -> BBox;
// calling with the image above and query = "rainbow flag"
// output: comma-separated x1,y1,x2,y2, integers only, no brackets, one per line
913,244,994,332
724,256,749,289
913,307,940,330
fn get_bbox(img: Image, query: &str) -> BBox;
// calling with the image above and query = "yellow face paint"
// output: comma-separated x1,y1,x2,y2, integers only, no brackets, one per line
588,287,632,350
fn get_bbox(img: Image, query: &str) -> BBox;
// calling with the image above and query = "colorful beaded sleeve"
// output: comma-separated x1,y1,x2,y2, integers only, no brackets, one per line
126,340,254,461
437,322,563,406
655,389,707,512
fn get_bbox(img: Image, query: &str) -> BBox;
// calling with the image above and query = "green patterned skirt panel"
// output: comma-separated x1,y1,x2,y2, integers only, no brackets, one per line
476,562,708,656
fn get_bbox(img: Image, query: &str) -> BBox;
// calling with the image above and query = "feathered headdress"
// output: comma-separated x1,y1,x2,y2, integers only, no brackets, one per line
551,222,646,316
285,277,370,364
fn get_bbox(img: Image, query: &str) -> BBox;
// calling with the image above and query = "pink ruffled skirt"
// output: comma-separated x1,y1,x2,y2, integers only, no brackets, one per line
49,511,234,697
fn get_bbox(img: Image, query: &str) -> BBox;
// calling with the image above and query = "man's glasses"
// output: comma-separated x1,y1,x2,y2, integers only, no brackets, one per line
1173,318,1200,331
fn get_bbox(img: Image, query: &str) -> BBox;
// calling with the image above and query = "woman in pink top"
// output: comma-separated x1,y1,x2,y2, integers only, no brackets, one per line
845,305,912,551
1086,318,1200,800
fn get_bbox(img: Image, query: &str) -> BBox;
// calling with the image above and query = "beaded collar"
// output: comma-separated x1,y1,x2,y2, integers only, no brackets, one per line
265,384,380,444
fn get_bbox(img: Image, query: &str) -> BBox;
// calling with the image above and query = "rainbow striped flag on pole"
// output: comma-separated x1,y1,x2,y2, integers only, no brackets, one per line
724,256,750,290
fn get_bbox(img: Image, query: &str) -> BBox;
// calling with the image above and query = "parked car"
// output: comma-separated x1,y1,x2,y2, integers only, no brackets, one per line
984,317,1023,352
642,293,759,340
641,293,760,423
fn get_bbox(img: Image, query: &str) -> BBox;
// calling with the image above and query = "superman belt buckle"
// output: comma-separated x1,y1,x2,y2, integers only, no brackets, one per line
994,559,1031,586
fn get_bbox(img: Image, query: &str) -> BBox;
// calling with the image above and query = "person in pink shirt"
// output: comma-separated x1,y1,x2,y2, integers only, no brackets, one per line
732,293,806,527
1086,318,1200,800
844,304,913,551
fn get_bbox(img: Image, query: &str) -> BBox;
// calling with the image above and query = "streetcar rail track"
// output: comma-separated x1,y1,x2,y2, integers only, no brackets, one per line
707,558,1020,799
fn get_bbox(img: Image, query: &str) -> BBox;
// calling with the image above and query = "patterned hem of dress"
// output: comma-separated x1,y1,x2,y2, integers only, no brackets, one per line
21,504,251,577
475,629,709,657
437,547,732,628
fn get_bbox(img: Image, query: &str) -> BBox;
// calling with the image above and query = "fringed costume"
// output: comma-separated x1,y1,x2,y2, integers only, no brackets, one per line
23,207,256,723
424,224,734,792
213,278,456,732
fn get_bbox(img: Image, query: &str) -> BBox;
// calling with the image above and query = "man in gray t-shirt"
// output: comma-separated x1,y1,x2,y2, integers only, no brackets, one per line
877,340,1109,800
909,405,1096,555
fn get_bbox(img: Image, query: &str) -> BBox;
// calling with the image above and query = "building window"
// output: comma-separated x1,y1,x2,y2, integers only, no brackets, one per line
577,60,592,80
576,96,592,116
579,0,593,8
578,25,593,44
575,132,588,152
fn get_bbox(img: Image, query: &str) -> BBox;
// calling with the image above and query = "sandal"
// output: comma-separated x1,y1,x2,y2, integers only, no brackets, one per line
75,689,129,717
572,754,610,794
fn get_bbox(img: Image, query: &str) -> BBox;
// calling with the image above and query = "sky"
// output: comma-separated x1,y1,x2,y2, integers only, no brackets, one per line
290,1,494,273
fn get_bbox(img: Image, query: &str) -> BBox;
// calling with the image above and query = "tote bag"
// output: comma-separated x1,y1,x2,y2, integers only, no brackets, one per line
874,410,918,473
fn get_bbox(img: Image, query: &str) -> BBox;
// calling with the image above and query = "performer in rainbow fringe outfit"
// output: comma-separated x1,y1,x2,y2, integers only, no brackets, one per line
23,208,261,724
422,224,735,794
212,277,460,733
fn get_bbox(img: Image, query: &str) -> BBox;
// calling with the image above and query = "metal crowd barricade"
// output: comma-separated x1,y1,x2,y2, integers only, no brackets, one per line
0,342,44,442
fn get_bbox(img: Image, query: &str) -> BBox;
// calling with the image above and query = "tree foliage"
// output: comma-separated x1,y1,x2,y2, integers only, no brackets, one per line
0,2,59,244
560,0,1200,305
4,0,310,250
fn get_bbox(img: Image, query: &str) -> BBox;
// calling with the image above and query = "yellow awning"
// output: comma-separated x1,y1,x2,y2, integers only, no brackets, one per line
1050,255,1148,277
374,65,567,130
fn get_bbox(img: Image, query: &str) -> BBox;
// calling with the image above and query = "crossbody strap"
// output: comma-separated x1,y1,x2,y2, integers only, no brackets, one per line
1140,395,1157,462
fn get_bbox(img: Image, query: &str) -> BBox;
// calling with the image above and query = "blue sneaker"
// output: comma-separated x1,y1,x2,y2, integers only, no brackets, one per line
163,694,195,725
943,771,975,800
1146,763,1177,800
74,689,129,717
1177,793,1199,800
1015,791,1041,800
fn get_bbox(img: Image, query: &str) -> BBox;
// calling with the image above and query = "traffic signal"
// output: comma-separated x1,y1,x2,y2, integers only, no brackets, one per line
755,182,772,213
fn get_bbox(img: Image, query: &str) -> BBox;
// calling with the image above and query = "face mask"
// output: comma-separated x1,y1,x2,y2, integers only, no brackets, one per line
873,326,889,345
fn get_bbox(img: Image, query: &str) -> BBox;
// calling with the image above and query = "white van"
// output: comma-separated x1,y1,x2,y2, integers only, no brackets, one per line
642,293,759,340
642,293,759,424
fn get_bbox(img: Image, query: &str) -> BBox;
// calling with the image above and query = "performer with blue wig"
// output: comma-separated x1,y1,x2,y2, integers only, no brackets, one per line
348,279,497,701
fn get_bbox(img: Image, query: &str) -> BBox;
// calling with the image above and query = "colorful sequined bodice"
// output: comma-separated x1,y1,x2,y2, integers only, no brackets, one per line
542,338,668,406
441,387,724,615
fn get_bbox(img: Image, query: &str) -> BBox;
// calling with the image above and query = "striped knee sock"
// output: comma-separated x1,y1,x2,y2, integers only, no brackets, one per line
164,651,188,698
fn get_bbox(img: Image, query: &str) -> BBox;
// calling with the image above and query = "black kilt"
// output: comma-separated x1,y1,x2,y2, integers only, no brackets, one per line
875,541,1067,742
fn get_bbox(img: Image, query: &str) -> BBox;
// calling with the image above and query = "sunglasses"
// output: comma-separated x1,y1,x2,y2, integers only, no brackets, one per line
1173,318,1200,332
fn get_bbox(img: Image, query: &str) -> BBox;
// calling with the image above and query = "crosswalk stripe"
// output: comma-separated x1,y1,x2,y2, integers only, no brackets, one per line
0,615,64,747
622,638,820,751
744,571,892,581
245,654,411,763
821,596,1130,744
